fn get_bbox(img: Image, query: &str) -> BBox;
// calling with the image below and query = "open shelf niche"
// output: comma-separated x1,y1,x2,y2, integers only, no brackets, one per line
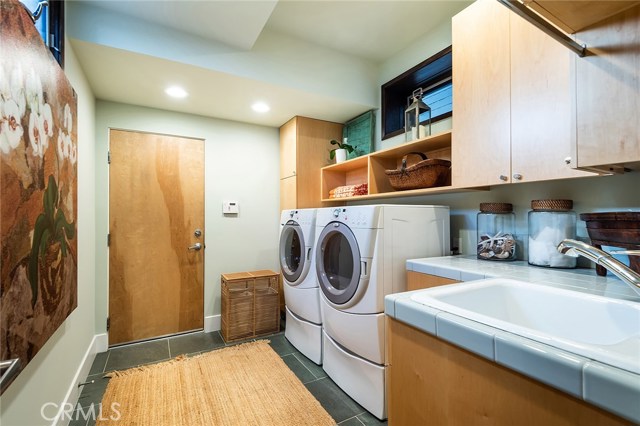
321,130,476,202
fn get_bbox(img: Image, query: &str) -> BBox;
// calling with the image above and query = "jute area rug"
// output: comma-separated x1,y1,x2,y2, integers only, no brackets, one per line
97,340,336,426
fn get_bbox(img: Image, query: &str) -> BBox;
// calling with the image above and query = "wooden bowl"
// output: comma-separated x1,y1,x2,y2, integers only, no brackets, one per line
579,212,640,276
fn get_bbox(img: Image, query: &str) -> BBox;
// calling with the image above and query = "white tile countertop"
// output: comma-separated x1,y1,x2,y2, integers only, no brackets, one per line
385,256,640,423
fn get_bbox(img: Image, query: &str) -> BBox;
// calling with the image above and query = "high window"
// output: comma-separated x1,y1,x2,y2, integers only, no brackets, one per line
381,46,452,140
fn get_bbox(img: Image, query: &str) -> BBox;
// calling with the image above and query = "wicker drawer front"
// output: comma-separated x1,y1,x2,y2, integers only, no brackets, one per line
221,270,280,342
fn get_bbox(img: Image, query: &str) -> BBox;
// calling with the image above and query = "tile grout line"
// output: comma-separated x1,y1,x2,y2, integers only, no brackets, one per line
292,352,322,379
337,414,359,425
101,350,111,374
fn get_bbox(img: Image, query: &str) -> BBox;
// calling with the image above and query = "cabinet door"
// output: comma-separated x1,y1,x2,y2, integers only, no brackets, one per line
280,175,297,211
510,14,592,182
575,5,640,170
295,117,342,208
452,0,511,187
280,117,297,180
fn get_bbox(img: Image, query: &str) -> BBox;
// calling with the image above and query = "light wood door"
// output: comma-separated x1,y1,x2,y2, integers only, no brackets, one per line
575,4,640,170
109,129,204,345
510,13,593,182
452,0,511,187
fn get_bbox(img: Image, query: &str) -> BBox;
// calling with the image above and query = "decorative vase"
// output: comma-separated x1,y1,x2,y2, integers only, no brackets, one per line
335,149,347,163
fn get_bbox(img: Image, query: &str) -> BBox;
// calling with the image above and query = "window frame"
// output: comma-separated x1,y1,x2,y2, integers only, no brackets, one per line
381,45,452,140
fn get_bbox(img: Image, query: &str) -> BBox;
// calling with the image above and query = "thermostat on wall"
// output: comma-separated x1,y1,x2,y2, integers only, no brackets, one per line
223,201,239,215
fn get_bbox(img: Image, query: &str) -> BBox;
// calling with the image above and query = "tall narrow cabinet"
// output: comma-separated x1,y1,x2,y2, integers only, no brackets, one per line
280,116,343,210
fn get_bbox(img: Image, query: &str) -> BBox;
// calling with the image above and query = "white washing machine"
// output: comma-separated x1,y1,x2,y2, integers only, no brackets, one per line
315,204,450,420
279,209,323,364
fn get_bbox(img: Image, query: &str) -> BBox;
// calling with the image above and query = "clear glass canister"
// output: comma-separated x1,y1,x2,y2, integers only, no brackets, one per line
528,199,577,268
477,203,517,261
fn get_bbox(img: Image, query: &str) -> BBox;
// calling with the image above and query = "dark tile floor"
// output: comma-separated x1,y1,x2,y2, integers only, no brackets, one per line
69,329,387,426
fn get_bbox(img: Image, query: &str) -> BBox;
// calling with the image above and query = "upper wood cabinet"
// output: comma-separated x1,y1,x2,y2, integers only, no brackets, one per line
279,116,343,210
452,0,591,188
573,4,640,172
452,0,511,187
510,11,591,182
527,0,640,34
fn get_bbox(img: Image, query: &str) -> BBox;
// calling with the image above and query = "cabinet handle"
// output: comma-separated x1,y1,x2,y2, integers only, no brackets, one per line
499,175,509,181
513,173,523,180
564,157,572,165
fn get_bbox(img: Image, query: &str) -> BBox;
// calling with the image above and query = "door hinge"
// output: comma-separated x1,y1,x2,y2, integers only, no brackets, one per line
107,150,111,164
106,317,110,332
107,233,111,246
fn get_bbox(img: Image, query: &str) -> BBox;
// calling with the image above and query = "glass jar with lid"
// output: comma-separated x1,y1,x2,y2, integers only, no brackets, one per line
528,199,577,268
477,203,517,261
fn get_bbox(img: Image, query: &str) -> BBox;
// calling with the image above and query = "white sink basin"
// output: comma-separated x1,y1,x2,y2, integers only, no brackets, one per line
410,278,640,374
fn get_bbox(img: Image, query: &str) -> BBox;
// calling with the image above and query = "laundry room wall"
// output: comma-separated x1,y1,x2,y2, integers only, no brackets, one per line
94,101,280,336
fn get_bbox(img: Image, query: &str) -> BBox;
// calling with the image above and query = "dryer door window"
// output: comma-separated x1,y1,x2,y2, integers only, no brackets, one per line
316,222,361,305
280,221,306,283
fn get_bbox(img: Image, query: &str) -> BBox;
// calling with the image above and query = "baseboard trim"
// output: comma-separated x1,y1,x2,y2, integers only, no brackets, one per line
204,315,221,333
94,333,108,353
53,334,101,426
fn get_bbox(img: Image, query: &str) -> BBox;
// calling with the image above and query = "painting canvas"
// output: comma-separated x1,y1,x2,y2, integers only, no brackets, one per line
1,0,78,392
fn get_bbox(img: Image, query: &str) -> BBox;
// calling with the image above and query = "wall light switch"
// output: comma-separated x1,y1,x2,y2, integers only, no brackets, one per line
223,201,239,214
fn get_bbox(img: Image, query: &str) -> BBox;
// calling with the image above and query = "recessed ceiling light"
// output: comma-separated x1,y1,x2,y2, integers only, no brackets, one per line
251,102,270,113
165,86,188,98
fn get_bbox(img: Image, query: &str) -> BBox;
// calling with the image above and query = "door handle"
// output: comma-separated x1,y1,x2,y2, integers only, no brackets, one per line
188,243,202,251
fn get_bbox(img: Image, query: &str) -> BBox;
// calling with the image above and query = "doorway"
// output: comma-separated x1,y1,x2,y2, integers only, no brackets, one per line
108,129,204,345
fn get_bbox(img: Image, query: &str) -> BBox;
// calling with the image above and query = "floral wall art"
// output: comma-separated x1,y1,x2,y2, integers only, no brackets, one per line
1,0,77,391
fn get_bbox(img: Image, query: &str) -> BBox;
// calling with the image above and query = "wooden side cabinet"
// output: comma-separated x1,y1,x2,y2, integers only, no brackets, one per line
386,318,628,426
279,116,343,210
406,271,459,291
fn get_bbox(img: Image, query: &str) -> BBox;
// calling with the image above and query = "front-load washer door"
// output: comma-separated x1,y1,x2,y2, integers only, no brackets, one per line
280,221,308,284
316,222,361,305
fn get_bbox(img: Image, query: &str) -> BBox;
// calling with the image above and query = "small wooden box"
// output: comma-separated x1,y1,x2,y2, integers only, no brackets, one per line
221,270,280,342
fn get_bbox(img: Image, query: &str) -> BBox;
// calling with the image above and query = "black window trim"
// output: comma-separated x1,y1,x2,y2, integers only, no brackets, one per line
381,45,452,141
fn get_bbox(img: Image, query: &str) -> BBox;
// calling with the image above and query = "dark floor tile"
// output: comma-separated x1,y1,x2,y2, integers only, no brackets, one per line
305,377,366,423
293,352,326,379
88,351,110,375
67,410,89,426
281,354,316,383
338,416,364,426
357,411,388,425
77,375,111,408
268,333,297,356
104,339,170,372
169,331,225,357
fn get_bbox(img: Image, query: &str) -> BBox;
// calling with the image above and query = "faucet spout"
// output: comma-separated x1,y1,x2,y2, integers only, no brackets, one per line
557,239,640,296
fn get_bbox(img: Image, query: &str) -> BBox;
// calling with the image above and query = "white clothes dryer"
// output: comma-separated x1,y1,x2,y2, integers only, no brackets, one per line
315,205,450,419
279,209,322,364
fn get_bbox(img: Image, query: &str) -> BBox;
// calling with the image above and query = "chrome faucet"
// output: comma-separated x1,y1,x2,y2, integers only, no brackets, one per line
557,239,640,296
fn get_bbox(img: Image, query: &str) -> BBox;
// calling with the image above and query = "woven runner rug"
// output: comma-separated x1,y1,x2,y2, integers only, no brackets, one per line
97,340,335,426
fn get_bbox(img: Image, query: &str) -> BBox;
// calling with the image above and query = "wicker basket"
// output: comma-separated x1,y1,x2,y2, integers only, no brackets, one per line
385,152,451,191
221,270,280,342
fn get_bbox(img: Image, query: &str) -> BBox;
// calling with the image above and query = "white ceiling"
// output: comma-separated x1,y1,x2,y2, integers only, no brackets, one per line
69,0,470,127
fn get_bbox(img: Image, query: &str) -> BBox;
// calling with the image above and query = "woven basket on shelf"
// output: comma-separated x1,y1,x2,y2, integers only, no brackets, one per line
385,152,451,191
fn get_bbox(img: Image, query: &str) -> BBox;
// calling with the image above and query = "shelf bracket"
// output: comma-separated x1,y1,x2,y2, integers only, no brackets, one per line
497,0,587,57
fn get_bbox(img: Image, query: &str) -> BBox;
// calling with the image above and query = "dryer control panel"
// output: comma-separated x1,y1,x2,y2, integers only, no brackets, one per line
320,206,380,229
